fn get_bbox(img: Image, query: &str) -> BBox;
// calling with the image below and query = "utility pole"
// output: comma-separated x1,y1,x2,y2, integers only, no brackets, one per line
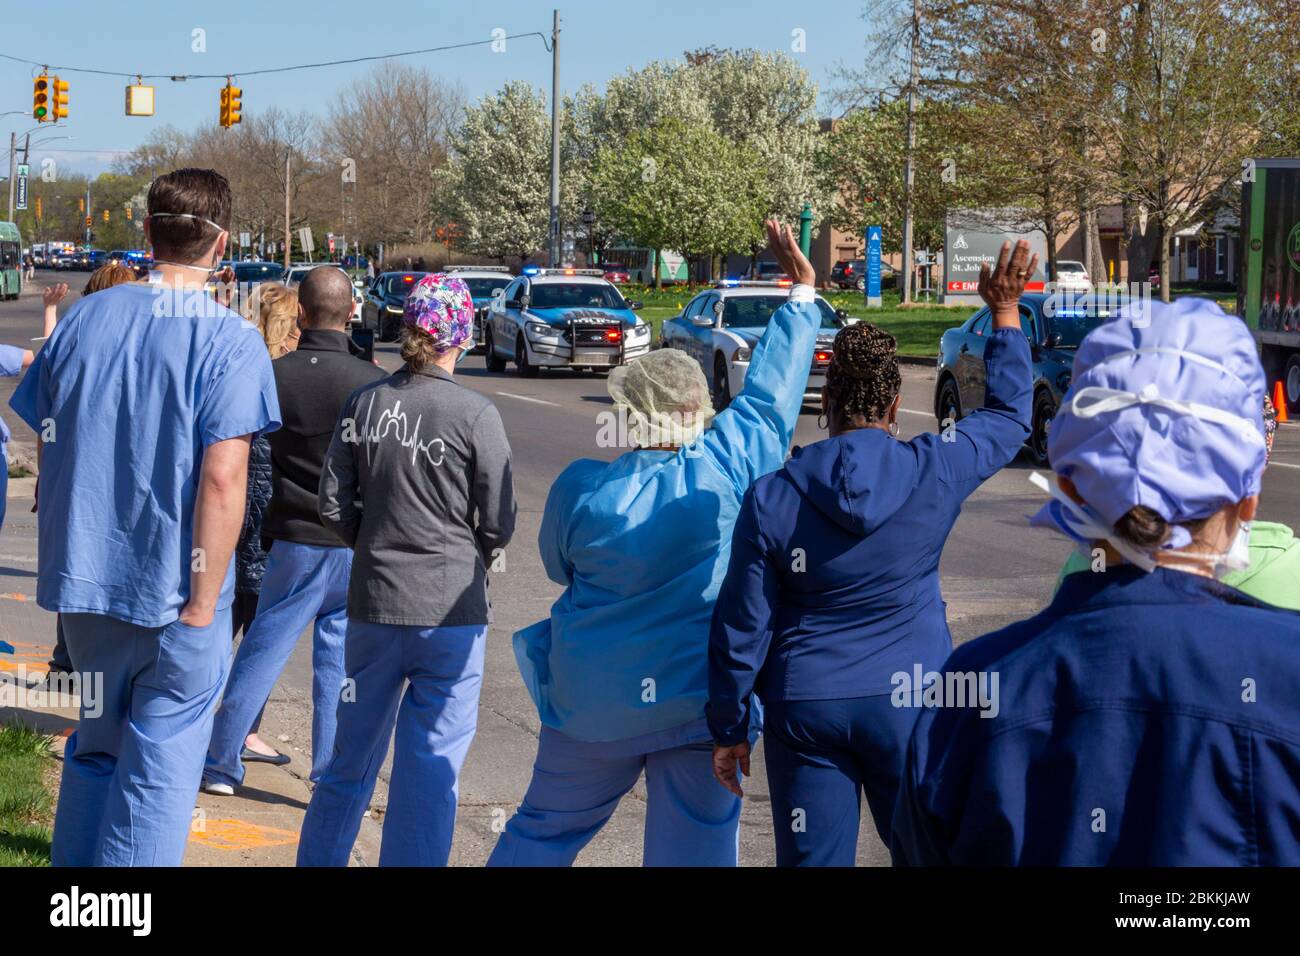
6,132,15,221
283,152,291,270
84,182,91,245
900,0,921,305
547,8,562,267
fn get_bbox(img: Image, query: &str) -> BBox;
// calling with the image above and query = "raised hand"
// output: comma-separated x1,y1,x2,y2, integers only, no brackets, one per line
42,283,69,308
211,266,237,307
978,240,1039,327
765,219,816,287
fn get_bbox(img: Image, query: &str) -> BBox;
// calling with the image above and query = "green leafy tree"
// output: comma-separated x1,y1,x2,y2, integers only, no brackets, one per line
592,117,766,287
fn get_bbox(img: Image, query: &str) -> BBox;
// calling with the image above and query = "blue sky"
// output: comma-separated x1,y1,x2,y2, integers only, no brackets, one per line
1,0,877,177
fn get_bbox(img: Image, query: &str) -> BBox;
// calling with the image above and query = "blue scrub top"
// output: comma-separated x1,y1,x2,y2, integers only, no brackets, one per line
9,282,280,628
891,565,1300,866
0,342,24,446
513,297,823,745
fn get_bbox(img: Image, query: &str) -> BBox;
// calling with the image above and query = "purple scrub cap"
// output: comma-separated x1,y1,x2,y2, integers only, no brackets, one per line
1031,296,1266,547
402,273,475,351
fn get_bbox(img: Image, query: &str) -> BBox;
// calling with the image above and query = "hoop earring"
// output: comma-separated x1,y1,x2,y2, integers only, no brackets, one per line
817,411,828,430
889,421,899,437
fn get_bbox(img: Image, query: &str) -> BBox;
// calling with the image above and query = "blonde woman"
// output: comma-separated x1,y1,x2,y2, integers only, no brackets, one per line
246,282,301,358
232,282,299,763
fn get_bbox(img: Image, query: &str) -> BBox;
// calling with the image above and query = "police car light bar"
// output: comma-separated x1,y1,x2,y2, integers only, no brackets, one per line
535,267,606,277
446,265,511,273
714,280,793,288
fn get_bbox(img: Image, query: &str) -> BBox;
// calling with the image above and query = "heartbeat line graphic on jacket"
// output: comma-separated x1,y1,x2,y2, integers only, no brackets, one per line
360,393,445,467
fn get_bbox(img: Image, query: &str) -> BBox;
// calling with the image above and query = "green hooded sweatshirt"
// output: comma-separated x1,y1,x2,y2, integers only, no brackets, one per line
1055,520,1300,610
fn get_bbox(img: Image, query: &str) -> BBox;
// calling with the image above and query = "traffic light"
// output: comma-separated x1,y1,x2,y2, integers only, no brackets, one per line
84,215,91,228
34,196,42,220
78,197,85,213
219,81,242,128
49,75,69,121
125,205,132,221
103,209,109,223
33,73,49,121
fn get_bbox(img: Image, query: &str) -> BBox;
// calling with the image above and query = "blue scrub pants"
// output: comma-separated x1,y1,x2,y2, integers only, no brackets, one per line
487,728,741,867
762,695,919,866
297,620,487,867
51,609,231,867
204,541,351,788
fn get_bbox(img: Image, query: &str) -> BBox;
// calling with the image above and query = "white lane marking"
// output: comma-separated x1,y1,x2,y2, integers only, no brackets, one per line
900,408,933,417
1269,460,1300,470
495,391,559,407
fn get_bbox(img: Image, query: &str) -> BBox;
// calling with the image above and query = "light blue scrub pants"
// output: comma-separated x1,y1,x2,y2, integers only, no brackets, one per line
296,620,487,867
52,609,231,867
487,728,741,867
204,541,351,788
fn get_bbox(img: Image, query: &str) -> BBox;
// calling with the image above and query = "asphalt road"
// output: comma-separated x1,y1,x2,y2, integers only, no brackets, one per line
2,270,1298,866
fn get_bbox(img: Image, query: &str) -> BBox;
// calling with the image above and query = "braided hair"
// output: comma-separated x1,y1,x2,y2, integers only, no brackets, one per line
825,321,902,427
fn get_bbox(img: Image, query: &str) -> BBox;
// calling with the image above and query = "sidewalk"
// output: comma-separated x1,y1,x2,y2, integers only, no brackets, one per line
0,674,382,867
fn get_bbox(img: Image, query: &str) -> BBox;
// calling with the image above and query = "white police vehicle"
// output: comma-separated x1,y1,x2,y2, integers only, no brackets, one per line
659,280,849,409
444,265,514,352
483,267,651,377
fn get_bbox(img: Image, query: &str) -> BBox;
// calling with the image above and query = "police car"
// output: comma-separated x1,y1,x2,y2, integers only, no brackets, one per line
483,267,651,376
444,265,514,352
659,280,848,409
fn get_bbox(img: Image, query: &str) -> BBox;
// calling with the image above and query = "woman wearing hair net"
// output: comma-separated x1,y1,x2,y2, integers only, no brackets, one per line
489,221,822,866
891,295,1300,866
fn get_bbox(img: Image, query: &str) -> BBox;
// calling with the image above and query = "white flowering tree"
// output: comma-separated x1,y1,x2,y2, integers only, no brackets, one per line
435,81,553,262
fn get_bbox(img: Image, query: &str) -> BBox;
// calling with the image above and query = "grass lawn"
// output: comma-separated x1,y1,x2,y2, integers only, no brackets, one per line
0,722,57,867
625,284,966,358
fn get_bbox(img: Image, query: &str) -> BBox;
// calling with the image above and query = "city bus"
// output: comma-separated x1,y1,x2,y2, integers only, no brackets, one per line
0,222,21,300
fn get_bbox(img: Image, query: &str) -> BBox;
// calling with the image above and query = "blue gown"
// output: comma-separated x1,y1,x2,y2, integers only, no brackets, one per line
491,296,822,867
513,297,824,745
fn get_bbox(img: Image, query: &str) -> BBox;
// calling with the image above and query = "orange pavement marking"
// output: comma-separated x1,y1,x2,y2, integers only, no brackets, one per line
0,640,50,675
189,818,300,851
0,593,33,601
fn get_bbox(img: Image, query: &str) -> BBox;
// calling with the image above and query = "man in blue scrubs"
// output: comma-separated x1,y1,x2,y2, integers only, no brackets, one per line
891,297,1300,866
10,169,280,866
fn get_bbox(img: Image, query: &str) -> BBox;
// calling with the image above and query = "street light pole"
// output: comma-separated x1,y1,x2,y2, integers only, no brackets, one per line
7,131,16,221
900,0,921,305
547,8,562,267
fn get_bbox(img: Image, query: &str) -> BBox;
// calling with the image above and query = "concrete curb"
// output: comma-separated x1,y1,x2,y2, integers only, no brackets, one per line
898,354,938,367
0,690,380,867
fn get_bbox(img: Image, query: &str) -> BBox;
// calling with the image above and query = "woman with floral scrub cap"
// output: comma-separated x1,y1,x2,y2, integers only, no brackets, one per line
297,273,516,866
489,220,823,867
892,295,1300,866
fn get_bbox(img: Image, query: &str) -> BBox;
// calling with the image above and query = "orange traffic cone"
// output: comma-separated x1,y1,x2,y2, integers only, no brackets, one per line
1273,380,1290,424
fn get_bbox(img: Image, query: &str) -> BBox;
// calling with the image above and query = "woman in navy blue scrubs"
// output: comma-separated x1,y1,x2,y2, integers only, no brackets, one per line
706,242,1038,865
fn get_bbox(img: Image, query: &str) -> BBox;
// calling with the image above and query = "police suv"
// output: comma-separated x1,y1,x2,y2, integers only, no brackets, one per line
659,280,848,410
483,267,651,376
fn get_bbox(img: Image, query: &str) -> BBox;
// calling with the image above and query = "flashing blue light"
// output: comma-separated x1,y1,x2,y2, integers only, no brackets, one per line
718,279,738,286
522,265,541,276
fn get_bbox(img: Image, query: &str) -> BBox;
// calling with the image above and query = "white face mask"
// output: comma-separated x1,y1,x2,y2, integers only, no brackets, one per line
1030,472,1252,580
1160,521,1252,580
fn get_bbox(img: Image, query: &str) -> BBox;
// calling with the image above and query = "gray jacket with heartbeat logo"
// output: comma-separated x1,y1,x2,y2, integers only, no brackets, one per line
319,364,516,626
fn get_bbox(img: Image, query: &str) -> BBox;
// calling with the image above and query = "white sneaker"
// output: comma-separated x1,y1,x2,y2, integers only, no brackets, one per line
200,779,234,796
